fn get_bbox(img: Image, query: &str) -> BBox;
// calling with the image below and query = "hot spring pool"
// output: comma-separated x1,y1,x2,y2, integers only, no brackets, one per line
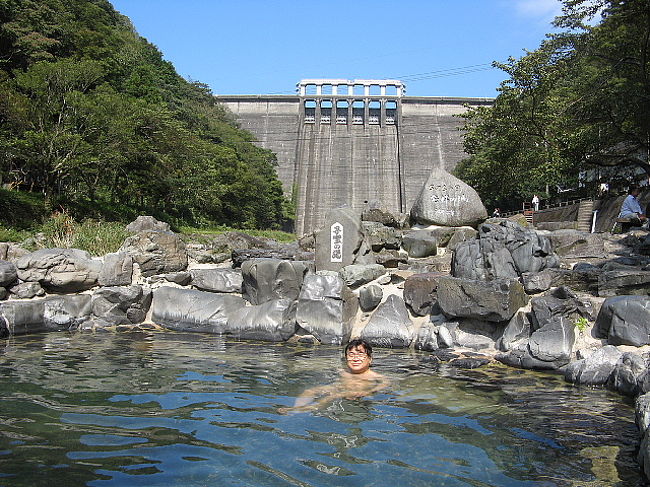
0,332,643,486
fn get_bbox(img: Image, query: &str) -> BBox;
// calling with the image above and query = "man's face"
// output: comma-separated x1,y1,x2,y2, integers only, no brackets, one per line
346,345,372,374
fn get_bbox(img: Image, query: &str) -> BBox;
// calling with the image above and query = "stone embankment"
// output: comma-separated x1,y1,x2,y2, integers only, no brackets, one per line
2,202,650,477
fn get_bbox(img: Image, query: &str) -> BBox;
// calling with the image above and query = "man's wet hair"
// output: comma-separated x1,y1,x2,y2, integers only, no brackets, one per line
629,184,641,194
345,338,372,357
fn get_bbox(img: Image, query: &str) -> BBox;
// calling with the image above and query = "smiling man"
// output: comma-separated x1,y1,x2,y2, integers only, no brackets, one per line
279,339,388,414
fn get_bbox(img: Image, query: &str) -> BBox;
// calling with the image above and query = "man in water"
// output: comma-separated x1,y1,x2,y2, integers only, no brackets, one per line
279,339,388,413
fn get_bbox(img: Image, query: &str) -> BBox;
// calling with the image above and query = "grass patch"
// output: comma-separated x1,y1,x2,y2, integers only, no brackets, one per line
40,212,128,256
0,225,32,242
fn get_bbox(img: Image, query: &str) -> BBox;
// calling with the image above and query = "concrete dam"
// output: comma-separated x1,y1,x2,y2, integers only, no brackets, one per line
216,79,492,235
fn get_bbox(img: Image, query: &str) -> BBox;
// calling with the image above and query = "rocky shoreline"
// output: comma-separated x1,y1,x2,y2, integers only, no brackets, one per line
2,207,650,479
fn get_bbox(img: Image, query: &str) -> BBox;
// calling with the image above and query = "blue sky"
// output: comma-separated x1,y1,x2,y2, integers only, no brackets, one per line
109,0,565,98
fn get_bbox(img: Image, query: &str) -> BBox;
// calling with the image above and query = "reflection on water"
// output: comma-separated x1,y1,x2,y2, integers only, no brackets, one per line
0,332,643,486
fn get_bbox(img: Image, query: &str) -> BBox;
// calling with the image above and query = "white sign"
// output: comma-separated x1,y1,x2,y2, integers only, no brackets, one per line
330,222,343,262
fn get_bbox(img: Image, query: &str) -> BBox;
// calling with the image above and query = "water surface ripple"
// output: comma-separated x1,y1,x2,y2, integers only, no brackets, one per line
0,332,643,486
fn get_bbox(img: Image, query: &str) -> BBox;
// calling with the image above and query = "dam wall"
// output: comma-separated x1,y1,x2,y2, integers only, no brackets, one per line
217,83,492,235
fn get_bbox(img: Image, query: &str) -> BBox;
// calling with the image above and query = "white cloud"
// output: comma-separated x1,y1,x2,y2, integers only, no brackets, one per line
513,0,563,20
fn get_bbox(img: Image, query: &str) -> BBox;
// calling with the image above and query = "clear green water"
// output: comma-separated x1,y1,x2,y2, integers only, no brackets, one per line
0,332,643,486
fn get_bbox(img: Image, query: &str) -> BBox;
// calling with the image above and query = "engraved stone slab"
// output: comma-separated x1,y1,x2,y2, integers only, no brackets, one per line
315,207,363,272
410,167,487,227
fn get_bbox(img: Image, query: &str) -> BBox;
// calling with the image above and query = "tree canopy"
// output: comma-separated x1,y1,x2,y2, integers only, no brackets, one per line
455,0,650,210
0,0,292,229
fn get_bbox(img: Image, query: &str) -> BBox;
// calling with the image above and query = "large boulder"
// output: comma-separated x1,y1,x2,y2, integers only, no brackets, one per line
496,287,587,370
358,284,383,312
608,353,650,397
360,295,413,348
8,282,45,299
361,203,408,228
120,231,187,277
98,252,133,287
16,248,102,292
125,215,171,233
410,167,487,227
597,270,650,297
594,295,650,346
0,243,29,262
89,285,152,327
151,286,245,333
0,295,92,335
339,264,387,288
225,298,297,342
439,319,499,350
403,272,445,316
190,268,243,293
564,346,623,386
452,220,559,281
231,247,314,268
401,231,438,258
241,259,312,305
437,277,529,323
0,260,17,287
295,274,358,345
545,230,605,258
361,222,401,251
315,207,364,272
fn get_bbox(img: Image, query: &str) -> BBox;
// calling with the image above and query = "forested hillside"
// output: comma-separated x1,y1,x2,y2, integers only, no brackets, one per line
0,0,291,229
455,0,650,211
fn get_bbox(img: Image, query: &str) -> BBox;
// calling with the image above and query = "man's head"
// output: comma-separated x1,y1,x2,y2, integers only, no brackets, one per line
629,184,641,196
344,339,373,374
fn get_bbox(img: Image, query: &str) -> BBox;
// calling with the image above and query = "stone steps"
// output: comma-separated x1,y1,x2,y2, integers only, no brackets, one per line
576,199,595,232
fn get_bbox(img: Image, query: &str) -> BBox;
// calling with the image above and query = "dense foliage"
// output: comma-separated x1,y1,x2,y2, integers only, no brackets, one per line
0,0,292,229
455,0,650,210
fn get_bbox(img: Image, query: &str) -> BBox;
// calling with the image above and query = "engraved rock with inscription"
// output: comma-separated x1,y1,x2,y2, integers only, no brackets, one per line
410,167,487,227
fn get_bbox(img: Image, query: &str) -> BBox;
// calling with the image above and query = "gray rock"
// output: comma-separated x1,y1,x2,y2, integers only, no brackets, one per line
98,252,133,286
151,286,245,333
0,295,92,335
410,167,487,227
374,249,408,268
149,272,192,286
91,285,152,326
339,264,387,288
0,260,17,287
231,248,314,268
609,353,649,396
597,270,650,297
8,282,45,299
442,319,498,350
315,207,363,272
402,230,438,258
640,427,650,480
125,215,171,233
361,222,401,251
190,268,243,293
595,295,650,346
414,322,439,351
241,259,312,305
0,243,29,262
452,221,559,281
428,227,457,248
564,346,622,385
546,230,605,258
496,308,532,351
295,274,357,345
637,393,650,432
120,231,187,277
0,287,5,300
446,227,478,250
403,272,444,316
359,284,383,312
437,277,529,322
226,298,297,342
450,239,486,280
16,248,102,292
522,267,601,295
437,323,456,348
360,295,413,348
361,205,408,228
